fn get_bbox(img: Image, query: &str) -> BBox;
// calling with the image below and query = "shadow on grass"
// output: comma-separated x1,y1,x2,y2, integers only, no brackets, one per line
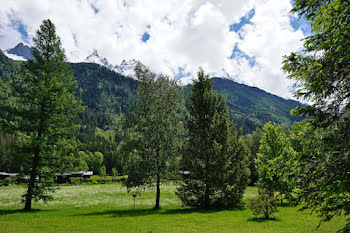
0,209,53,216
279,202,297,208
247,217,281,222
77,206,246,218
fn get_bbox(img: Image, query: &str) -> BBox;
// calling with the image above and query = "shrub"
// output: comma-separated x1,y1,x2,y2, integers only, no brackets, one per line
111,168,118,177
99,165,106,176
4,177,11,186
70,177,83,185
249,188,278,220
99,176,112,184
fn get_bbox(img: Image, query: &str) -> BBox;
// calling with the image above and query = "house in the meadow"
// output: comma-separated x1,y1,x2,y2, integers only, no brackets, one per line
55,171,93,183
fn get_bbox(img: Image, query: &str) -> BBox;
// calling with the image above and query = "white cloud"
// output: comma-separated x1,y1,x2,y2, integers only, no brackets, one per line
0,0,306,99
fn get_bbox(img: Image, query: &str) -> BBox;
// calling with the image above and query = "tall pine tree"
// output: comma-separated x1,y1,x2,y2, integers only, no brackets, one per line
177,68,249,208
283,1,349,231
0,19,83,211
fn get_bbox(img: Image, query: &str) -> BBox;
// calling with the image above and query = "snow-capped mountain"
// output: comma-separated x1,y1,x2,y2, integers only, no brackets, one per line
4,43,180,82
4,43,33,60
113,59,141,79
85,49,114,70
84,50,145,80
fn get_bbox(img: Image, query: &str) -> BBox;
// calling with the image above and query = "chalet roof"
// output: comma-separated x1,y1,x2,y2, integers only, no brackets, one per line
0,172,20,176
56,171,93,176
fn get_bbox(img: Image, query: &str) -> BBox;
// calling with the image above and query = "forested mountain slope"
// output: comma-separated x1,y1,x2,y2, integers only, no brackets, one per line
0,50,302,134
211,78,303,133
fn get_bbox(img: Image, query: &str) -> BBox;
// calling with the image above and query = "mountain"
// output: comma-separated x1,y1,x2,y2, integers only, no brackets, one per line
85,49,113,70
211,78,304,133
0,50,304,173
0,49,303,133
5,43,33,60
84,50,143,79
113,59,140,79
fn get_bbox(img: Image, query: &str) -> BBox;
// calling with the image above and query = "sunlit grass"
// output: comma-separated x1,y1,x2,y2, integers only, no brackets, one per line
0,183,345,233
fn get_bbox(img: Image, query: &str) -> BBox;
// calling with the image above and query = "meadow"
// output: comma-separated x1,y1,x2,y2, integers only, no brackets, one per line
0,183,345,233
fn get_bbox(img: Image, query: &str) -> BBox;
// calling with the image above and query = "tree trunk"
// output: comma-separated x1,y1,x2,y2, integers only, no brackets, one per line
204,156,210,208
24,148,40,211
155,173,160,209
24,123,42,211
265,206,269,220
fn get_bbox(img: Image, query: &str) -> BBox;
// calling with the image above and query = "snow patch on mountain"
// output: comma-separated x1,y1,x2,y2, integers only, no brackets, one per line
85,50,146,80
3,52,27,61
113,59,141,79
85,49,114,70
5,43,33,60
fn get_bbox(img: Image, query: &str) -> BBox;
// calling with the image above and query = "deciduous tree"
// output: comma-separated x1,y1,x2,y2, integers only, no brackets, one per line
125,64,184,209
256,122,296,201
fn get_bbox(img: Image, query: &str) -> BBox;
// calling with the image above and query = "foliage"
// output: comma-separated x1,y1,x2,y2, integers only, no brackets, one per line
99,165,106,176
256,122,296,200
111,167,118,177
79,151,104,174
177,68,250,208
70,177,83,185
243,127,263,185
0,19,83,211
291,119,350,231
87,175,126,184
3,177,11,186
124,64,184,209
249,188,279,220
283,0,350,231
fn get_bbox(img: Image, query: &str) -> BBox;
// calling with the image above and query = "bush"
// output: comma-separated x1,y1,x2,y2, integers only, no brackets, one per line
111,168,118,177
99,176,112,184
85,175,127,184
3,177,11,186
70,177,83,185
99,165,106,176
248,188,278,220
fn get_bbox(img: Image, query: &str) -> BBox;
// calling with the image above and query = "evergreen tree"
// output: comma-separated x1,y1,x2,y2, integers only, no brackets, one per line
177,68,249,208
124,64,184,209
0,19,83,211
283,0,349,231
243,128,263,185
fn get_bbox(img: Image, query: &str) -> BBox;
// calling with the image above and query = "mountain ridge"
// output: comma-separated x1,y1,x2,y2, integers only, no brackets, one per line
0,47,303,133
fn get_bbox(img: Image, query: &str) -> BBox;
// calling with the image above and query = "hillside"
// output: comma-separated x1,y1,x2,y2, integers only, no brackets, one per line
211,78,303,133
0,50,302,134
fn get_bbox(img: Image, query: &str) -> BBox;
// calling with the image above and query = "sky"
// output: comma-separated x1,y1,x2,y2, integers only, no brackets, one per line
0,0,310,99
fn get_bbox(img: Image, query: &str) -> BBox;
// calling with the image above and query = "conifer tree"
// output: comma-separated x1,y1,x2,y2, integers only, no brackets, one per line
0,19,82,211
177,68,249,208
283,1,349,231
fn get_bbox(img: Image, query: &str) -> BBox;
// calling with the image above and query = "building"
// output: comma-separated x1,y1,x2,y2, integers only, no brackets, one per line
0,172,20,181
55,171,93,183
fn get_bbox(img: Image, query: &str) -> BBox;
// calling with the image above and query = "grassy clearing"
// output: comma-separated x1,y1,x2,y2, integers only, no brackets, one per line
0,183,345,233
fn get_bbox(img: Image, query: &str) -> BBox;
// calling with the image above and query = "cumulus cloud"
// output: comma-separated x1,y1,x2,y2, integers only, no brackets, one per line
0,0,306,99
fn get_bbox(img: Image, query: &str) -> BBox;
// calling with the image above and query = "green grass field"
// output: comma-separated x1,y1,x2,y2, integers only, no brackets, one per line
0,183,345,233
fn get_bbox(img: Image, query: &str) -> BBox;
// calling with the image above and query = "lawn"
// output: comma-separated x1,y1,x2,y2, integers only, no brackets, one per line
0,183,345,233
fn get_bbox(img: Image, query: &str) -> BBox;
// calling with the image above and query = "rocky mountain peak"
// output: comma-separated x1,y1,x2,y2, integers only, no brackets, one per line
4,42,33,60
